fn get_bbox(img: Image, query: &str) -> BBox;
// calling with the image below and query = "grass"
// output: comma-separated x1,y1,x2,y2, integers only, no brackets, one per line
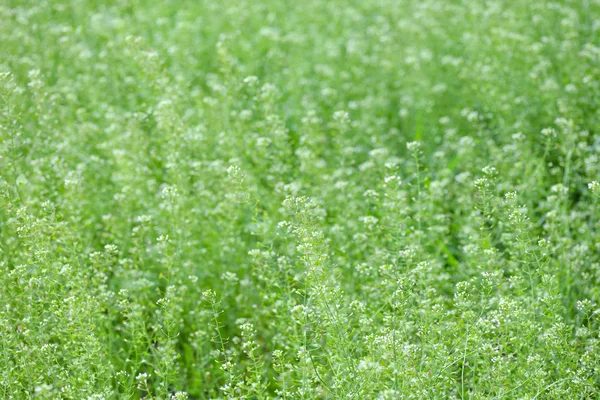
1,0,600,398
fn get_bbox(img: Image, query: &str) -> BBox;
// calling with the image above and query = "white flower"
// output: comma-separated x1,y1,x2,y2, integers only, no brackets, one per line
406,141,421,152
243,75,259,86
482,166,498,177
136,373,149,381
541,127,557,137
332,110,350,124
161,185,179,198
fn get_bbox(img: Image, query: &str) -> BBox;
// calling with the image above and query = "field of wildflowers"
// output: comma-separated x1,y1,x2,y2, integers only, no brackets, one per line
1,0,600,398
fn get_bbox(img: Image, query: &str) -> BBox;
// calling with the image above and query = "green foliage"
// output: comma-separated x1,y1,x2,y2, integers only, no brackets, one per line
1,0,600,398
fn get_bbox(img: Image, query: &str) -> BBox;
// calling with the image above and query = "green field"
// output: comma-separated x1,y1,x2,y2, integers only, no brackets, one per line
1,0,600,398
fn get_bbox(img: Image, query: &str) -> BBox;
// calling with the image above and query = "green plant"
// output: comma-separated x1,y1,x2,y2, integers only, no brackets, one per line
1,0,600,398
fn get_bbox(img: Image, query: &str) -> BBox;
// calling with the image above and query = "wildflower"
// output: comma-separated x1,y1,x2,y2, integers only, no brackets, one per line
227,165,245,183
541,127,557,137
104,244,118,255
482,166,498,177
161,185,179,198
332,110,350,125
157,234,170,243
363,189,379,199
406,141,421,152
243,75,259,86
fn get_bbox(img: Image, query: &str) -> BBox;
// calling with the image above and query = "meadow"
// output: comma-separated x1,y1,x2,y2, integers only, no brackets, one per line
1,0,600,398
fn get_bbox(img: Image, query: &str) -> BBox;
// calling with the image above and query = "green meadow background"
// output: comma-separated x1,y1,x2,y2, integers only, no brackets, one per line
1,0,600,398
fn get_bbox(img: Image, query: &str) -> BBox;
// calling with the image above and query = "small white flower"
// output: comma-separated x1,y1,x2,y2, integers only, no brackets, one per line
439,116,451,125
161,185,179,198
406,141,421,152
104,244,118,254
482,166,498,177
243,75,259,86
157,234,170,243
333,110,350,124
363,189,379,199
136,373,149,381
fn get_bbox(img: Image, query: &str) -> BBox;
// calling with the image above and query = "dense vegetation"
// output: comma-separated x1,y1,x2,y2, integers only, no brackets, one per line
1,0,600,398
